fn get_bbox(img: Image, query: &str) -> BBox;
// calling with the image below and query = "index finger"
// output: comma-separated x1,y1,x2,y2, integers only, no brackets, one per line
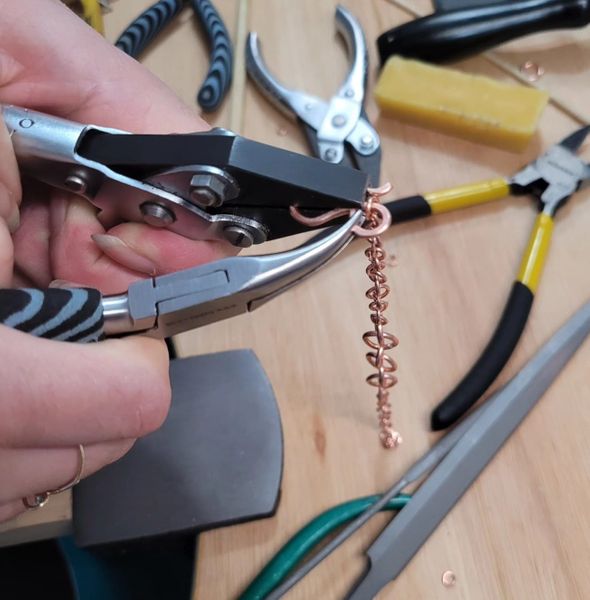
3,0,238,290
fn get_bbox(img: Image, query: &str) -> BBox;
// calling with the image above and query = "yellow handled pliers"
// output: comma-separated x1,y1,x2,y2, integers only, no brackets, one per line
62,0,105,34
383,126,590,430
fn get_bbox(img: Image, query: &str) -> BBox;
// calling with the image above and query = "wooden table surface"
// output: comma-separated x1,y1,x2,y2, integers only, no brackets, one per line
2,1,590,598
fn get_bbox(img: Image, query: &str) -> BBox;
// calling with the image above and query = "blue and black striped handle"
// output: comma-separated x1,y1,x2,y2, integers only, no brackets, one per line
115,0,183,58
190,0,233,112
0,288,104,343
115,0,232,112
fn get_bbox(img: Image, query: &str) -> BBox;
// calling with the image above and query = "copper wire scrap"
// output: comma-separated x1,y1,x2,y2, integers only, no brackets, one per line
519,60,545,82
360,184,401,449
290,183,400,449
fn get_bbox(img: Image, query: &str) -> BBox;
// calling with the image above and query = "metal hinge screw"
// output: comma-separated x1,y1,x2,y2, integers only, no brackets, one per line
140,202,176,227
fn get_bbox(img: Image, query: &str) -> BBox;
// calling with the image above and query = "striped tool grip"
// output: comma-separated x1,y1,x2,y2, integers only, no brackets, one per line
191,0,233,112
0,288,104,343
115,0,183,58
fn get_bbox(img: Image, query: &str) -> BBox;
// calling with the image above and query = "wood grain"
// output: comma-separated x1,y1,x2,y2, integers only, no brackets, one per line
2,1,590,599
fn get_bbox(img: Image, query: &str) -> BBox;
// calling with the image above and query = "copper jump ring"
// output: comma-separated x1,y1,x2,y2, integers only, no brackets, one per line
352,203,391,237
288,206,352,227
519,60,545,82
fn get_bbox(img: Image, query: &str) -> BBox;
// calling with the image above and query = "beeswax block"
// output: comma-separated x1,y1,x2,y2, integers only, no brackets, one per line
374,56,548,152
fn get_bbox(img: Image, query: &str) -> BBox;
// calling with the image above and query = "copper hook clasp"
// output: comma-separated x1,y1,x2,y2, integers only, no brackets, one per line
290,181,393,236
289,206,353,227
351,203,391,238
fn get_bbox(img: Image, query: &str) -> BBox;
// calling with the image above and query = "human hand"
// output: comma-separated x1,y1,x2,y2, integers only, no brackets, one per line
0,0,234,522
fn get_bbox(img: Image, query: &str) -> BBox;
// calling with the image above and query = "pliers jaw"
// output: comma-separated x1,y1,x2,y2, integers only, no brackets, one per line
4,105,368,247
246,5,381,185
102,210,365,337
511,125,590,215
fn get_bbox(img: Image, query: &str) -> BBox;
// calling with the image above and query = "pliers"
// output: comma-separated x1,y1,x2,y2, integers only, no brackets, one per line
0,211,362,342
383,125,590,430
3,105,367,247
246,5,381,186
115,0,233,112
0,105,369,341
376,0,590,65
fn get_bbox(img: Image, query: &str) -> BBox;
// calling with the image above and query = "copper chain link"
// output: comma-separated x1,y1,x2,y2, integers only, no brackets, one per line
289,183,400,448
361,186,401,449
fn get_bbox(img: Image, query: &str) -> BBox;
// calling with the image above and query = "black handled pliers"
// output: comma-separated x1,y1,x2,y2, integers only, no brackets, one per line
3,105,367,248
246,5,381,186
384,126,590,430
376,0,590,65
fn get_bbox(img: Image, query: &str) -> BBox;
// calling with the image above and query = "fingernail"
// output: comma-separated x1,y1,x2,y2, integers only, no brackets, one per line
92,234,157,275
51,195,68,230
65,197,96,224
7,205,19,233
49,279,77,289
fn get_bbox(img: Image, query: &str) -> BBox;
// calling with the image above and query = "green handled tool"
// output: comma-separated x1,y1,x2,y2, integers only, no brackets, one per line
260,296,590,599
346,297,590,599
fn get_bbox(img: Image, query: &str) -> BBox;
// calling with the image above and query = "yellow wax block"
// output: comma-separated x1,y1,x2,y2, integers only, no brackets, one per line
374,56,549,152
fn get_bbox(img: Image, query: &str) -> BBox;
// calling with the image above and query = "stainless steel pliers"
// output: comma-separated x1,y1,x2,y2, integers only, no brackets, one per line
0,105,370,341
246,5,381,185
0,212,362,342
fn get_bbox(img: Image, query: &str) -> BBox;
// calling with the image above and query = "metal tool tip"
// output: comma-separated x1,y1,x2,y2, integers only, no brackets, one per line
559,125,590,154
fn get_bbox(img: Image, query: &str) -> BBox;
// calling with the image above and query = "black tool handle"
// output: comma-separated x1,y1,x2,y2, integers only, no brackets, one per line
430,281,533,430
115,0,183,58
0,288,104,342
377,0,590,65
190,0,233,112
385,195,432,222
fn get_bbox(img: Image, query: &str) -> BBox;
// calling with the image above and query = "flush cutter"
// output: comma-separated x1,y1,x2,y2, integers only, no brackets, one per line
261,296,590,599
246,5,381,185
115,0,233,112
3,105,368,249
381,125,590,430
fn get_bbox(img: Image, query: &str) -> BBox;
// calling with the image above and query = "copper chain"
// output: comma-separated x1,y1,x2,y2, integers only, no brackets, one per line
289,184,400,448
361,186,401,449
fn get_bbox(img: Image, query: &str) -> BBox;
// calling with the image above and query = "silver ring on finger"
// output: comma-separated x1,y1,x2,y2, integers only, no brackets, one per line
22,444,85,510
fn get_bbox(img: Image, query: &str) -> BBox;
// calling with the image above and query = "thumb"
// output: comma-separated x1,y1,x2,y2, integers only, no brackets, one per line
0,116,21,232
0,117,21,285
